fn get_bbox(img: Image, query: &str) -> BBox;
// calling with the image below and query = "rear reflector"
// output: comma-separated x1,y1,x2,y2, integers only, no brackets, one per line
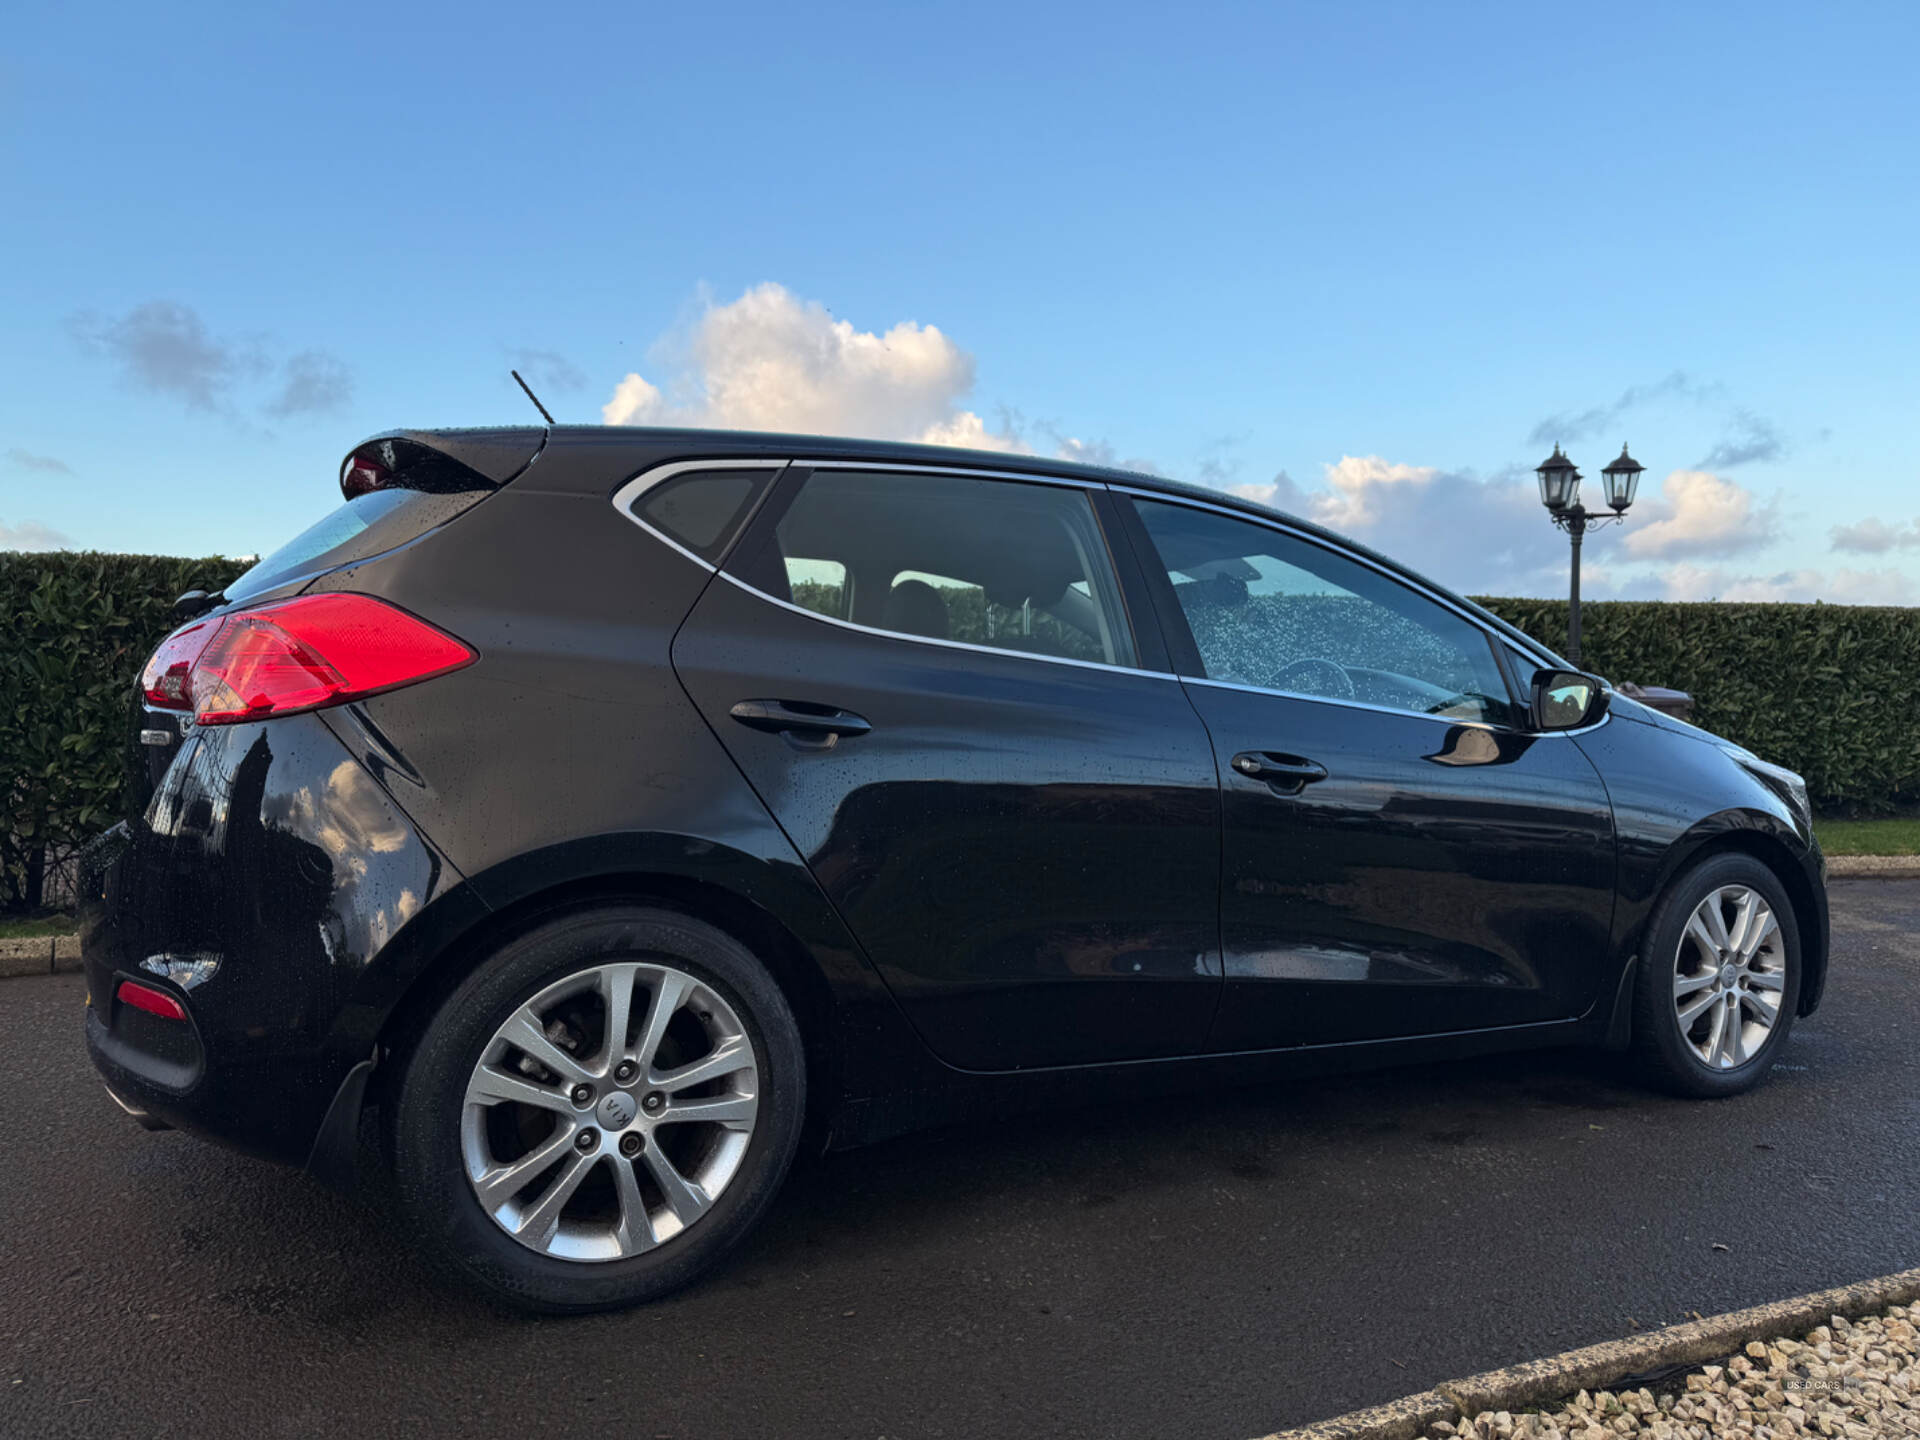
137,594,475,725
117,979,187,1021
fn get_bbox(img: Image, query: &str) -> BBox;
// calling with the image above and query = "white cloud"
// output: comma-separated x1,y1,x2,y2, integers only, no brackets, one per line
71,300,264,412
1620,469,1779,559
1830,516,1920,554
511,348,588,394
603,283,1024,451
71,300,351,421
0,519,71,551
1218,455,1896,603
7,449,73,476
266,350,354,418
1641,563,1918,605
1228,456,1559,595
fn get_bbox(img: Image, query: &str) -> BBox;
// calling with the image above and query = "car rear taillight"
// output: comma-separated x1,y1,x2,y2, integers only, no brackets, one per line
137,594,475,726
140,619,218,709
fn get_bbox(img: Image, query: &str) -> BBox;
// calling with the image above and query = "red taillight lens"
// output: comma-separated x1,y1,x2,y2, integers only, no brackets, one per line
117,979,187,1020
136,594,474,726
140,620,218,710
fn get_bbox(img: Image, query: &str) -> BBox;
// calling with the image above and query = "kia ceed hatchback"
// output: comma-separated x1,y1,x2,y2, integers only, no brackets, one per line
82,427,1828,1311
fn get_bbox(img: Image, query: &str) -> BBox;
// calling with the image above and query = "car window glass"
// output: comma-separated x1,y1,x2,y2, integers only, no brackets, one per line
733,470,1135,667
787,558,850,619
1134,499,1515,725
630,467,777,562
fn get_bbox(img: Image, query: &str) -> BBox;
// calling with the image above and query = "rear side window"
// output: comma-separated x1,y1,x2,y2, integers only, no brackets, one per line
787,558,850,619
732,469,1136,667
628,466,778,563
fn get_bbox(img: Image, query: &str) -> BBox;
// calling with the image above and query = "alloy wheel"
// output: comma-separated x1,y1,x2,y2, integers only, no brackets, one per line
460,961,760,1261
1671,884,1787,1070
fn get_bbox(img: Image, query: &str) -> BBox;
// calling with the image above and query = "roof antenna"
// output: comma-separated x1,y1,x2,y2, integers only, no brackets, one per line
511,369,557,426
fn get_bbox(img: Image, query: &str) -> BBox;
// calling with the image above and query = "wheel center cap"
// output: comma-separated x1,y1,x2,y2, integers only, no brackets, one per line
1719,963,1739,988
598,1091,638,1129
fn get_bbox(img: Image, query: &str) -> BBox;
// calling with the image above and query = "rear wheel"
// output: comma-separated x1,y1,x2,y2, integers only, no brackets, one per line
391,907,804,1312
1630,852,1800,1098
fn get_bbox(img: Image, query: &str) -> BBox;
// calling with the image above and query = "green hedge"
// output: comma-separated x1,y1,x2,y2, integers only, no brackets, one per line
0,552,249,912
1474,598,1920,814
1,554,1914,912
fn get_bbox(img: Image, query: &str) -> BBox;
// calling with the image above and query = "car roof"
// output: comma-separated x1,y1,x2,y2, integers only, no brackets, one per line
366,424,1564,665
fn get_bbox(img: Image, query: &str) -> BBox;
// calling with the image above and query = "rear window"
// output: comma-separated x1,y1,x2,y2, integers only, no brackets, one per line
225,488,486,603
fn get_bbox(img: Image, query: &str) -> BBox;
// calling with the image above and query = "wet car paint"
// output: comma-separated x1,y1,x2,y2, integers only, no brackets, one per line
80,426,1829,1174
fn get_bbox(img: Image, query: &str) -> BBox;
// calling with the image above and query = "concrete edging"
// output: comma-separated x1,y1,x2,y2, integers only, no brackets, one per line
1827,854,1920,879
0,934,82,980
1256,1266,1920,1440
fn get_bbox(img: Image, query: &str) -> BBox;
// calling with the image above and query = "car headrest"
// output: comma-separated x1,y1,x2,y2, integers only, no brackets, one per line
883,579,950,640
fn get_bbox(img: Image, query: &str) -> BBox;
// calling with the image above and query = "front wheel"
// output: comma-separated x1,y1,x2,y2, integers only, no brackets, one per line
1630,852,1801,1098
391,907,805,1313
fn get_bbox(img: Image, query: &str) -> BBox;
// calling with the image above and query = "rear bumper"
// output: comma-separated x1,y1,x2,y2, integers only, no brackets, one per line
85,1007,343,1162
79,711,463,1165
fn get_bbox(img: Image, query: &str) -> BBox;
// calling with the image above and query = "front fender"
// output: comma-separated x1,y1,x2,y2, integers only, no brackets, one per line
1576,716,1828,1031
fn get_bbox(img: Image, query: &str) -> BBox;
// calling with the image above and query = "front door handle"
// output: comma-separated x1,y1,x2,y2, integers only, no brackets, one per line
1231,751,1329,793
729,699,873,746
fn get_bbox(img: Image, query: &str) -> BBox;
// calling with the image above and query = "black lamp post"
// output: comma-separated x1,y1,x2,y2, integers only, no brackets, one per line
1535,444,1644,665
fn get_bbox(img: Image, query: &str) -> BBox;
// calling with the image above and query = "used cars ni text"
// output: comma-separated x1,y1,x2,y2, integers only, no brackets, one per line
83,426,1828,1311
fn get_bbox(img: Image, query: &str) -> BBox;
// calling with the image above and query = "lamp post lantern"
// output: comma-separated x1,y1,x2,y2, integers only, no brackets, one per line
1536,444,1642,666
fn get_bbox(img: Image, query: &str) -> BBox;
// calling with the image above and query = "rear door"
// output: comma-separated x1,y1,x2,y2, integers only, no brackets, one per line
1117,492,1616,1049
671,464,1223,1071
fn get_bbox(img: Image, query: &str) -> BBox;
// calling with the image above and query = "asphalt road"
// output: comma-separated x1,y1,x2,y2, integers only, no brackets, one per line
5,880,1917,1440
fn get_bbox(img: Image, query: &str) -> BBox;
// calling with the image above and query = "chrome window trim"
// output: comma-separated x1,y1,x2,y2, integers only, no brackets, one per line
787,458,1098,490
609,459,791,572
1179,674,1612,737
711,569,1177,683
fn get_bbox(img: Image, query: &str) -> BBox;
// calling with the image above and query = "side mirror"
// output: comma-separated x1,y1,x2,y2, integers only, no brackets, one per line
1530,669,1609,731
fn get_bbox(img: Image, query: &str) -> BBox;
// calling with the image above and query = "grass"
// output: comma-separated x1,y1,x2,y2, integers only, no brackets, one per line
1815,817,1920,857
0,913,77,939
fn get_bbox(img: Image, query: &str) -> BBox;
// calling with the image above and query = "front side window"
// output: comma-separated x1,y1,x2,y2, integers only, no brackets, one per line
1133,499,1515,725
733,469,1136,667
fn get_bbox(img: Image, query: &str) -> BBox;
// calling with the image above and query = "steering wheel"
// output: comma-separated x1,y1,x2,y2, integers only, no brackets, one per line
1274,657,1356,700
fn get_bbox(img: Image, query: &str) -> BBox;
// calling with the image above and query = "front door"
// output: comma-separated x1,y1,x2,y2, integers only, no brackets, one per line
672,465,1223,1071
1121,494,1616,1050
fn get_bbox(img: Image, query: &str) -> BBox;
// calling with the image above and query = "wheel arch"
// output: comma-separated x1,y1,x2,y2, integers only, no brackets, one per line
1672,827,1827,1019
1602,812,1827,1048
344,835,883,1172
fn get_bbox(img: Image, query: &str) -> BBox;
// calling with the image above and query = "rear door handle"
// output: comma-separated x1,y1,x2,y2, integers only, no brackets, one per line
1231,751,1328,793
729,699,873,746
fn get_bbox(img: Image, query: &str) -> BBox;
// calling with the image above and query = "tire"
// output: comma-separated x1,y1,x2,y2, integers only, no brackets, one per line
1630,852,1801,1099
390,906,805,1313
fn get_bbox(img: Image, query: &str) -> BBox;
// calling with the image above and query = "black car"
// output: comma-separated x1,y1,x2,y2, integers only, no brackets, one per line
82,426,1828,1312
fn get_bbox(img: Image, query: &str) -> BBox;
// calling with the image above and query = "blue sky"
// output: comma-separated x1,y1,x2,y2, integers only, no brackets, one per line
4,1,1917,600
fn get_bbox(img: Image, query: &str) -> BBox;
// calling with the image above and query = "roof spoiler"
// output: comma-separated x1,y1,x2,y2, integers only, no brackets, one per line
339,428,548,500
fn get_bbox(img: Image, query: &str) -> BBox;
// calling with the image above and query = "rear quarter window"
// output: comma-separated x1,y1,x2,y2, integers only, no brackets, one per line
624,466,779,564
